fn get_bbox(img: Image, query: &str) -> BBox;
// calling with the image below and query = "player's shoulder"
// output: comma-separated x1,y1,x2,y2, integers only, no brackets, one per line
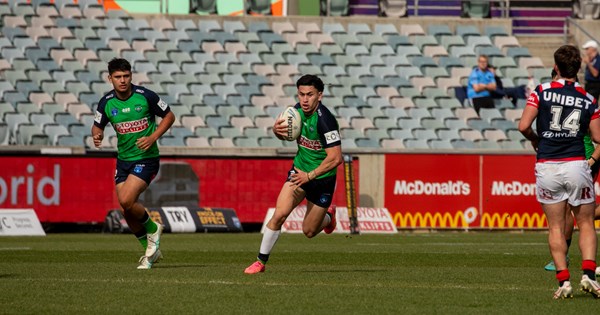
537,80,564,93
132,84,158,97
316,102,336,120
98,89,116,107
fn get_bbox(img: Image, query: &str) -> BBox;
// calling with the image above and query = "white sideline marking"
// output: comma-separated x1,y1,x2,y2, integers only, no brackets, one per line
0,247,31,251
11,277,540,291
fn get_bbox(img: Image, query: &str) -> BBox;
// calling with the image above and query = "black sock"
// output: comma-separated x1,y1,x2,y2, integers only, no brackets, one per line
133,229,146,239
258,253,269,264
138,211,150,224
584,269,596,280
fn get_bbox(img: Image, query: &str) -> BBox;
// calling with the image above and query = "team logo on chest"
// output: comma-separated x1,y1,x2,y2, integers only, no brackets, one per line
135,105,142,112
111,108,118,116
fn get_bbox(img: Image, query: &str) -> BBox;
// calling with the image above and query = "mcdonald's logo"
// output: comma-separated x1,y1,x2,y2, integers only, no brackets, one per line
480,212,546,228
394,211,468,228
392,210,569,229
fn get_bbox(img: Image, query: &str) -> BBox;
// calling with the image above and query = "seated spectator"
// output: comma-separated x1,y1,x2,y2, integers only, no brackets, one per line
467,55,496,114
488,64,527,106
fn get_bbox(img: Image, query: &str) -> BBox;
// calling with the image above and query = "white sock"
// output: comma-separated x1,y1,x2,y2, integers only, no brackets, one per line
319,212,332,230
259,227,281,255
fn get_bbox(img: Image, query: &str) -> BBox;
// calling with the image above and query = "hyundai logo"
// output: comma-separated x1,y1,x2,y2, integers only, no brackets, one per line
541,131,554,138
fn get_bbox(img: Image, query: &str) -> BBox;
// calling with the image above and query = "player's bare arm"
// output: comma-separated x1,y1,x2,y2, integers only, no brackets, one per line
291,145,342,186
590,117,600,144
589,143,600,166
136,111,175,151
91,125,104,148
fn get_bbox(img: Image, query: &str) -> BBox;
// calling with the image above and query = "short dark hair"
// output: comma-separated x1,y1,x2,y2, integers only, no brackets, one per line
108,58,132,75
554,45,581,79
296,74,324,92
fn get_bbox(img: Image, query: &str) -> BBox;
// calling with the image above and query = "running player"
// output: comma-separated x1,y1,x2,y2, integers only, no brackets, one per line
244,74,342,274
92,58,175,269
519,45,600,299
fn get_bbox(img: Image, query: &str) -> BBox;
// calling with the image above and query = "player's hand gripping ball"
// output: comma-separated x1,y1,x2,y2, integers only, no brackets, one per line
278,106,301,141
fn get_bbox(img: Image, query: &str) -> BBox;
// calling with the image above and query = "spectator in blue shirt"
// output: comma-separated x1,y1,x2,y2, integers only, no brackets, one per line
582,40,600,99
467,55,496,114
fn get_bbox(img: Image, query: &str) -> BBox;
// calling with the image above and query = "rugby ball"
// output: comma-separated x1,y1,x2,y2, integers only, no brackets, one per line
278,106,302,141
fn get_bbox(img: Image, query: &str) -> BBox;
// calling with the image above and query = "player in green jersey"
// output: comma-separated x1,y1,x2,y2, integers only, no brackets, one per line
92,58,175,269
245,75,343,274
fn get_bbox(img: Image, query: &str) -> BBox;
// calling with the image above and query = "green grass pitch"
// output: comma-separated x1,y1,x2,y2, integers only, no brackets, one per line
1,232,599,314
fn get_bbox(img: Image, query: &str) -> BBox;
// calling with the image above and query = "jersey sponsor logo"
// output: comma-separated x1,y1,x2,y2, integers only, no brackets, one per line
158,98,168,111
94,110,102,123
542,91,593,109
298,136,322,150
111,108,118,116
324,130,340,144
135,88,144,94
114,118,149,134
122,107,130,113
541,130,576,138
393,180,470,196
491,181,536,196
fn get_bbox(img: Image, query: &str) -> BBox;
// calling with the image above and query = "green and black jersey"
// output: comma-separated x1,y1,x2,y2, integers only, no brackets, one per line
94,84,171,161
293,102,341,178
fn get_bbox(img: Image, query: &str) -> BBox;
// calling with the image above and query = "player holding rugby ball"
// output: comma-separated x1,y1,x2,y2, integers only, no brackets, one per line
244,74,343,274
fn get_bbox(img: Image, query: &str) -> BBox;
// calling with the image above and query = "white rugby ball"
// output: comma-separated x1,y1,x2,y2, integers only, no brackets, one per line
278,106,302,141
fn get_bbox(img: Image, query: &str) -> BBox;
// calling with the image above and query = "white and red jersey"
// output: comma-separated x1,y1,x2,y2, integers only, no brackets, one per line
527,79,599,161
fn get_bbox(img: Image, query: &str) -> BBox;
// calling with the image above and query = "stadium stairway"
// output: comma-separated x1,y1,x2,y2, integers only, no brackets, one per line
515,36,564,72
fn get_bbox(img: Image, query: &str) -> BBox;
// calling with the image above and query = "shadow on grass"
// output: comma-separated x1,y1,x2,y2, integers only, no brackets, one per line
0,274,18,278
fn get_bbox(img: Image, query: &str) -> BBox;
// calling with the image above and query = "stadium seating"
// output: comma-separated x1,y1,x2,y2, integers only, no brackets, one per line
0,2,537,150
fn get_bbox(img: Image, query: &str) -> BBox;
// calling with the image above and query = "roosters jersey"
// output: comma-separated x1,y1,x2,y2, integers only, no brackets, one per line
527,79,599,160
94,84,171,161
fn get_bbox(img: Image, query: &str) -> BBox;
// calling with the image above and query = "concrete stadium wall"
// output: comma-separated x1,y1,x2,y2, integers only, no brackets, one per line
132,12,513,35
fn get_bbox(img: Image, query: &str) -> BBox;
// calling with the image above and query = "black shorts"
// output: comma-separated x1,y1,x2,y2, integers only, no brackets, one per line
287,165,337,208
115,158,160,185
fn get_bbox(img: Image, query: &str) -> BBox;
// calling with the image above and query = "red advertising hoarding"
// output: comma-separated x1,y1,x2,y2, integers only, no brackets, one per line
0,156,355,224
382,153,594,228
481,155,543,228
385,154,481,228
0,157,117,223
